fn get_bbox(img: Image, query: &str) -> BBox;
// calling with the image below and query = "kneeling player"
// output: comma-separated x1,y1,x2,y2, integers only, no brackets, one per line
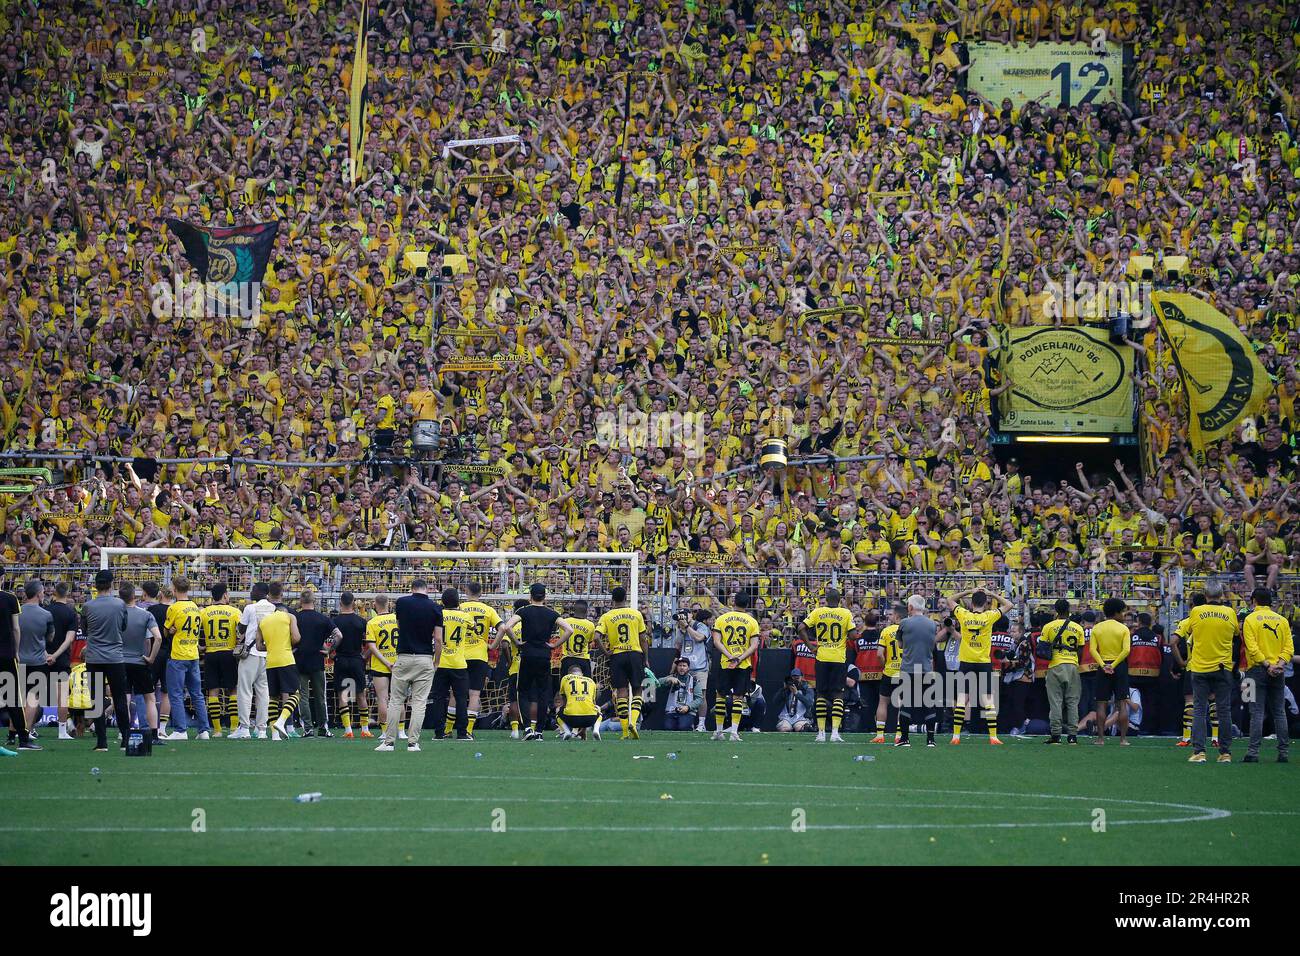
558,665,601,740
595,587,648,739
712,593,760,741
801,588,856,743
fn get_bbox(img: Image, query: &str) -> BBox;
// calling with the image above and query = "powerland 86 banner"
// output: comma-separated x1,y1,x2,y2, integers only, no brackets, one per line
967,40,1126,108
998,326,1135,434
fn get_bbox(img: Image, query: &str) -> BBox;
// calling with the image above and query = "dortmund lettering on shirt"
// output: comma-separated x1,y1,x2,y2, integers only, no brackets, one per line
365,612,398,675
803,605,855,663
560,673,599,716
880,623,901,677
562,617,596,658
440,608,472,669
164,599,203,660
460,599,501,662
1041,618,1085,667
714,610,760,669
200,603,241,652
955,606,1000,664
596,607,647,654
1186,603,1238,672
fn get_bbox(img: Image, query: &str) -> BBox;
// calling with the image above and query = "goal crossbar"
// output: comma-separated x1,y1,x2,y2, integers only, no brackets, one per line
100,548,639,609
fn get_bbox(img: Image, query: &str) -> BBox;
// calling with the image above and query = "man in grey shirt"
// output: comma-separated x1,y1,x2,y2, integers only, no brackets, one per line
81,570,132,752
120,583,162,744
895,595,939,748
18,580,55,734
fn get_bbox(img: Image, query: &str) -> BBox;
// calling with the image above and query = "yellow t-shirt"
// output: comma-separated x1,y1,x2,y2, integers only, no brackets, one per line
1041,619,1085,668
880,623,901,678
560,673,599,717
200,604,241,653
562,617,596,659
1242,607,1294,669
164,600,203,661
955,606,1000,664
596,607,647,654
1089,618,1131,668
802,605,855,663
1185,603,1238,673
260,610,295,669
439,608,472,669
365,612,398,675
714,610,760,669
460,600,501,663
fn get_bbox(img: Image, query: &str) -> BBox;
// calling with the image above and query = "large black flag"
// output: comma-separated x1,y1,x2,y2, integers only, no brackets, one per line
163,219,279,317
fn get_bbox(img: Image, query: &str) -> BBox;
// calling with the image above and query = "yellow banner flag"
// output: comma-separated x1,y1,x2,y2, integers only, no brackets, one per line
348,0,370,186
1152,292,1271,449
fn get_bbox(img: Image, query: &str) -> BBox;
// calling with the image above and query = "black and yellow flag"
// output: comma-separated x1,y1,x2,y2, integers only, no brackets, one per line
348,0,370,186
1152,292,1270,449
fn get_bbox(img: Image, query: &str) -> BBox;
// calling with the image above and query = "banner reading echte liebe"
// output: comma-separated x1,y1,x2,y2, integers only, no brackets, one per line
162,219,280,318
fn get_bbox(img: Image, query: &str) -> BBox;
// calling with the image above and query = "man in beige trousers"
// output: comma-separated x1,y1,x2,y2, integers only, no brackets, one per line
376,580,441,753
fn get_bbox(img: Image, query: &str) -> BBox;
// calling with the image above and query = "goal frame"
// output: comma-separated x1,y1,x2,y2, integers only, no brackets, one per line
99,548,638,608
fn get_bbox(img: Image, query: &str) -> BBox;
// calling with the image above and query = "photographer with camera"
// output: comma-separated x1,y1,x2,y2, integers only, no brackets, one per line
658,657,703,731
771,669,814,733
674,608,712,731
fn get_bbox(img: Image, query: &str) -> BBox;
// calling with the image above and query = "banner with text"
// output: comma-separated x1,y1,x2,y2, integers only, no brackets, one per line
968,40,1125,108
999,326,1135,434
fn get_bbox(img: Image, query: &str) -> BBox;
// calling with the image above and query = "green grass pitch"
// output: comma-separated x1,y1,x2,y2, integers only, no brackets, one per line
2,733,1294,866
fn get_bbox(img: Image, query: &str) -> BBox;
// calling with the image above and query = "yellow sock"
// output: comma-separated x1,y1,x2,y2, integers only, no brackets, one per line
983,710,999,737
616,697,630,734
1181,701,1193,739
341,711,352,731
207,696,222,733
831,698,844,731
226,697,238,731
467,712,478,735
714,697,727,731
729,698,745,731
953,705,966,737
510,719,520,733
629,695,643,727
444,715,455,736
815,698,828,732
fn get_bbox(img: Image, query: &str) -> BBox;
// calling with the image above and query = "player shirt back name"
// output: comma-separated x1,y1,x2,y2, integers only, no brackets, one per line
560,673,599,716
715,610,759,669
164,600,203,661
200,603,241,652
955,607,1000,664
460,599,500,662
597,606,646,654
365,612,398,675
440,608,472,669
803,605,854,663
1186,604,1238,672
562,617,596,658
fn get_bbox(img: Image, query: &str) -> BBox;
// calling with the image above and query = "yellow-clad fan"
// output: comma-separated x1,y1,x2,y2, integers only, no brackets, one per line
1039,597,1086,745
799,588,856,743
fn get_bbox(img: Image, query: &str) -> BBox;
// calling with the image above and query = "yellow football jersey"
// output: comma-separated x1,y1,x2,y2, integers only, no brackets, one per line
560,673,599,717
1185,603,1238,673
164,600,203,661
803,605,855,663
714,610,760,670
460,599,501,663
1041,618,1085,668
1089,619,1131,667
200,604,241,653
439,608,472,669
1243,607,1294,668
596,607,647,654
955,606,1000,664
880,623,901,678
365,612,398,675
260,610,295,669
562,617,596,659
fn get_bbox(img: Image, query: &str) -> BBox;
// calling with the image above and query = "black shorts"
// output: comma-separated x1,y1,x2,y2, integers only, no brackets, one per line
959,661,993,675
815,660,848,694
366,669,390,683
466,658,491,692
563,713,597,730
204,650,238,691
1093,662,1130,702
151,654,169,692
125,663,156,695
518,657,552,700
609,651,645,690
718,667,751,697
334,657,366,695
560,656,593,678
267,664,300,697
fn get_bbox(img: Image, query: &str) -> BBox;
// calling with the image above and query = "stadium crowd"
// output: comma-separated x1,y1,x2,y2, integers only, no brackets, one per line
1,0,1300,617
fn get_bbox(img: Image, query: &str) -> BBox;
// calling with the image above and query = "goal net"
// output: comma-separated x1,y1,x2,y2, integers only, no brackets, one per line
100,548,636,731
